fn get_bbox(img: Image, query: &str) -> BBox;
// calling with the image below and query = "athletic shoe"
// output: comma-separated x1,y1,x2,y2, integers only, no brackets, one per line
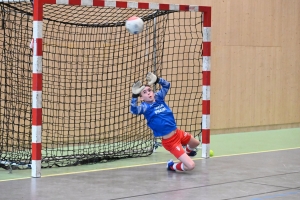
187,150,197,157
166,159,175,171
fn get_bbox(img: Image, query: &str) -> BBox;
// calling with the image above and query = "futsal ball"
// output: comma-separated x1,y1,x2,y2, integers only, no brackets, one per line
209,150,214,157
125,16,144,34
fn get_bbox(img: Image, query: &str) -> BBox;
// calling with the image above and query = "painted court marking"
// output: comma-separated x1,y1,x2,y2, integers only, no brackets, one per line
0,147,299,182
251,190,300,200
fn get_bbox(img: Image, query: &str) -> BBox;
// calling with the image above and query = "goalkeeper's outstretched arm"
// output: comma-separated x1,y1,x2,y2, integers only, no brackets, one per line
130,72,170,114
130,80,146,115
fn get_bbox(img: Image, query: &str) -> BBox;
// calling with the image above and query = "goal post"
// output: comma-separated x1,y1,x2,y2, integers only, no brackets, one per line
0,0,211,178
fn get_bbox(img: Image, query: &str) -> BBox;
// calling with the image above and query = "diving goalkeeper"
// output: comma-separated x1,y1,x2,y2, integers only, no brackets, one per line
130,72,200,172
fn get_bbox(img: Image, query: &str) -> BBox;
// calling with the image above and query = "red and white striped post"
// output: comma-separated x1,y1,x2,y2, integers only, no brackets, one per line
200,7,211,158
32,0,43,178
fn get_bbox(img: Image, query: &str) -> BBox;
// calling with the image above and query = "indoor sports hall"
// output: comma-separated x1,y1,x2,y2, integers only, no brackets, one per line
1,0,299,200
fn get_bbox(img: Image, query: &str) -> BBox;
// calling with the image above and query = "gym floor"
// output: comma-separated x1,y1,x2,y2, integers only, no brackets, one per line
0,128,299,200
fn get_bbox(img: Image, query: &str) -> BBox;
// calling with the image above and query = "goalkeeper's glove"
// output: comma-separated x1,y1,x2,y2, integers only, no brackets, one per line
146,72,160,85
132,81,145,98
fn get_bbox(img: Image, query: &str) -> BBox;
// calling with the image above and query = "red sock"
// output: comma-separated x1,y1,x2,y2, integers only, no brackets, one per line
185,145,193,154
173,162,185,171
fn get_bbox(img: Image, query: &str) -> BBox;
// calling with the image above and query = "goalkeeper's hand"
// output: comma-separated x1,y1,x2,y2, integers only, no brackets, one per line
146,72,160,85
132,81,145,98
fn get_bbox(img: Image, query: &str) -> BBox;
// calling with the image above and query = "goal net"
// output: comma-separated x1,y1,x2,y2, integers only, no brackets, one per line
0,0,206,169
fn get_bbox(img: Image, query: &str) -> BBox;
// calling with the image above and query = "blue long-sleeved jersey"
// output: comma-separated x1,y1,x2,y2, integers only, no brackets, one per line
130,78,177,137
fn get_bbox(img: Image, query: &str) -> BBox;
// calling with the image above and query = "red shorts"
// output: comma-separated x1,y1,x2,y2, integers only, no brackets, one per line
161,129,192,158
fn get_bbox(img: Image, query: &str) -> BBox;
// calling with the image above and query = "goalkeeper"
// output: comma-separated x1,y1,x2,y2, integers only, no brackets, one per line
130,72,200,172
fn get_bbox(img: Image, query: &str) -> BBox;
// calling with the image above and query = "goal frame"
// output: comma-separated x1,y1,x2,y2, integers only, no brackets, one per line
31,0,211,178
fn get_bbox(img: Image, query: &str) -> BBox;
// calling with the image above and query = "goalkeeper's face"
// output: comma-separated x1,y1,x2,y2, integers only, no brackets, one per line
140,86,155,103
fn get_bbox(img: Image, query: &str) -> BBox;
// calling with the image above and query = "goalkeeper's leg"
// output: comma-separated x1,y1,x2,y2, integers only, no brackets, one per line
166,146,195,171
185,136,200,156
162,129,199,172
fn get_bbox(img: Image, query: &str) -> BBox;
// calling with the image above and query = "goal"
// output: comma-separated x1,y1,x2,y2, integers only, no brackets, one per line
0,0,211,177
